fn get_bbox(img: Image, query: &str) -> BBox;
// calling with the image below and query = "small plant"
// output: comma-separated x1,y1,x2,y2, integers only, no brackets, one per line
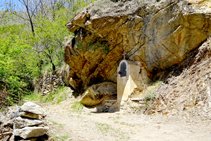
120,122,135,127
24,86,69,104
144,81,162,102
114,121,119,124
115,116,122,119
71,101,84,110
95,122,112,133
52,135,71,141
51,121,64,129
144,90,156,101
87,41,110,53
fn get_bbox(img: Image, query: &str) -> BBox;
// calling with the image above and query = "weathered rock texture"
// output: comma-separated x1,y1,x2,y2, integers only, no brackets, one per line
80,82,117,108
14,126,49,139
21,102,47,117
0,102,49,140
65,0,211,87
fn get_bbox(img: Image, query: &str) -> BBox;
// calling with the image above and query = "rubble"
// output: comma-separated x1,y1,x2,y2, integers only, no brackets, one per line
0,102,49,140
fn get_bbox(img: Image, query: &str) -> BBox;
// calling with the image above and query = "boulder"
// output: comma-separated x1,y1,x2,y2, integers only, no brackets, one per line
13,117,44,129
20,102,46,117
80,82,117,107
13,126,49,139
64,0,211,87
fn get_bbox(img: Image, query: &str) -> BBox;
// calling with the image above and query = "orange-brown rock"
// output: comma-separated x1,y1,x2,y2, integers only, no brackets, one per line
65,0,211,87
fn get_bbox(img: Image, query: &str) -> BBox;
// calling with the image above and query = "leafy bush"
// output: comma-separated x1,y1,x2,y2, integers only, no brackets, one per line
0,27,41,105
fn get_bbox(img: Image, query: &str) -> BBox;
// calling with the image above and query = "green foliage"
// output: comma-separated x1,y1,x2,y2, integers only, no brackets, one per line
95,122,113,133
87,41,110,53
0,26,40,105
24,86,69,104
77,40,110,53
51,134,71,141
0,0,96,106
71,101,84,110
144,81,162,103
144,90,156,101
51,121,64,128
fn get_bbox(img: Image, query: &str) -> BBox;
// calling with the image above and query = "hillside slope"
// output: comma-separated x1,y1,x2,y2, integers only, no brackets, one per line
146,37,211,119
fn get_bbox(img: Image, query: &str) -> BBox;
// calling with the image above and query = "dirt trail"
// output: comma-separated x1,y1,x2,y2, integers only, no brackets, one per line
35,98,211,141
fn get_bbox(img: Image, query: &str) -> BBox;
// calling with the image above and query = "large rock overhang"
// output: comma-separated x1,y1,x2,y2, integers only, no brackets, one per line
64,0,211,86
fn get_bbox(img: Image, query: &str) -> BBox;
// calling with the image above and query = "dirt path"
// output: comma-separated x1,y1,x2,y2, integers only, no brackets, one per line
35,98,211,141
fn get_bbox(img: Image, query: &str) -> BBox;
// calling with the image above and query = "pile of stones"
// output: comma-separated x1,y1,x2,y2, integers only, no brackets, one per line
0,102,49,141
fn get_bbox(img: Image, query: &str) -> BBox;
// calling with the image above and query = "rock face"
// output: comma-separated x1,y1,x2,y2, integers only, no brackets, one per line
65,0,211,87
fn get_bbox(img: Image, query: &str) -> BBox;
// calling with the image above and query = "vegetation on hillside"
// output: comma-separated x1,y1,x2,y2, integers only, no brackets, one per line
0,0,96,107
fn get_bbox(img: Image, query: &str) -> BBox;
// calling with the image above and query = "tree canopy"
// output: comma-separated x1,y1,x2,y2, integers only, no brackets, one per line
0,0,96,106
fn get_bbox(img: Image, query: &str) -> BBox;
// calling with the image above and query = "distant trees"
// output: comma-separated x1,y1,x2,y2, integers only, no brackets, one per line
3,0,95,71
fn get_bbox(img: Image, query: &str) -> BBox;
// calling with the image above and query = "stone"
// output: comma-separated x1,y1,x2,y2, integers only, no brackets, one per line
9,135,14,141
19,138,37,141
13,126,49,139
13,117,44,129
20,102,46,117
0,113,4,125
2,120,14,127
64,0,211,87
35,70,65,96
1,135,11,141
80,82,117,107
19,112,39,119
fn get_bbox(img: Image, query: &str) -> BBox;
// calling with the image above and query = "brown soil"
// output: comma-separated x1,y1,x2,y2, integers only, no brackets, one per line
36,98,211,141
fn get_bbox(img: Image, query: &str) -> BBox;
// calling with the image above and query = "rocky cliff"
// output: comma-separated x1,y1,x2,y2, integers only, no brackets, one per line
64,0,211,88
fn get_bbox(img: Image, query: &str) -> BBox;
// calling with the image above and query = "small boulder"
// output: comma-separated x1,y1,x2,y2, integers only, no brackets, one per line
80,82,117,108
20,102,46,117
13,126,49,139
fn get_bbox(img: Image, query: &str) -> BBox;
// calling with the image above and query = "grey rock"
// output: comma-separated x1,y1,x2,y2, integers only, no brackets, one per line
20,102,46,117
14,126,49,139
13,117,44,129
6,106,20,120
2,119,14,127
9,135,14,141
